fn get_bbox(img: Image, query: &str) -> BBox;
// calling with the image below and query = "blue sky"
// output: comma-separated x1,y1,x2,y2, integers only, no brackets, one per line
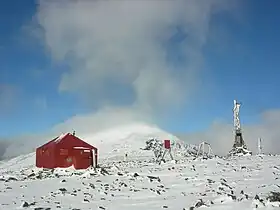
0,0,280,137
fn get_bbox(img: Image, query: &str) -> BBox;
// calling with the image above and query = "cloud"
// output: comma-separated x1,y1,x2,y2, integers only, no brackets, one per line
0,139,10,160
178,109,280,156
0,84,19,116
33,0,237,115
52,106,155,134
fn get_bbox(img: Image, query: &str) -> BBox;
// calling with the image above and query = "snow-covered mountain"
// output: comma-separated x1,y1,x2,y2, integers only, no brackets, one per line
79,123,185,160
0,123,188,171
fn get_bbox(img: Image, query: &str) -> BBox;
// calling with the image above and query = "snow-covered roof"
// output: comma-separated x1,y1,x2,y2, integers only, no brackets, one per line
54,133,69,143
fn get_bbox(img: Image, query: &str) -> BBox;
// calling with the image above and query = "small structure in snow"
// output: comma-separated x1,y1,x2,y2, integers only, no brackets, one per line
36,133,98,170
142,138,174,163
157,140,174,162
196,141,214,159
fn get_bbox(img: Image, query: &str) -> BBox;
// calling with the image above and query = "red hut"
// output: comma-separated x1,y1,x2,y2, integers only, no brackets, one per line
36,133,98,170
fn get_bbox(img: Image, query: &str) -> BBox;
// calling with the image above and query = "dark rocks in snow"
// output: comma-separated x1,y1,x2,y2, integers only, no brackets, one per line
252,194,266,208
273,166,280,170
1,176,18,182
119,182,128,187
189,199,210,209
191,165,196,171
207,179,215,184
218,187,225,192
227,194,236,201
220,178,227,183
117,172,123,176
83,198,90,203
89,183,95,189
27,173,36,178
254,194,264,203
36,174,43,179
181,192,187,196
267,191,280,202
147,175,161,182
221,182,232,189
133,173,139,177
100,168,110,175
20,201,36,208
21,201,29,208
99,206,106,210
237,191,250,201
58,188,67,193
194,199,207,208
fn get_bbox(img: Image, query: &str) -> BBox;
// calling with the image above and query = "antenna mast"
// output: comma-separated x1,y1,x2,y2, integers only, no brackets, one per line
258,138,263,155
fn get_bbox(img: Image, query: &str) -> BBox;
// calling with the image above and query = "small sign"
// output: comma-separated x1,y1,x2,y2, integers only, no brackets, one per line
164,140,171,149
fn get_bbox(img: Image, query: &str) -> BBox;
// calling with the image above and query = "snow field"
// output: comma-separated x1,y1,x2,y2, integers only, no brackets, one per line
0,155,280,209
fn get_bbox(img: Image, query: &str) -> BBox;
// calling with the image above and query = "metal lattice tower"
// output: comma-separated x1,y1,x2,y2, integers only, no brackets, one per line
232,100,246,148
228,100,252,156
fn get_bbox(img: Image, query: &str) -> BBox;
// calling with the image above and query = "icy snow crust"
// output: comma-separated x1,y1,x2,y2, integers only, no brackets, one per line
1,123,280,209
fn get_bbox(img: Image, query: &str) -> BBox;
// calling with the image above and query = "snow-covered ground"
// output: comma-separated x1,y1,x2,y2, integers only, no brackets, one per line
1,124,280,209
1,155,280,209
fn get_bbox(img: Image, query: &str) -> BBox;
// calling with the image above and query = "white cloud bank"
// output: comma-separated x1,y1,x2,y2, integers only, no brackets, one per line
34,0,237,113
2,108,280,160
